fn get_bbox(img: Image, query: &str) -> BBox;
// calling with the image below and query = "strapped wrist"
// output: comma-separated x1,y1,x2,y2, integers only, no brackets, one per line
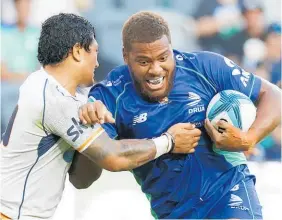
152,133,173,159
162,132,175,153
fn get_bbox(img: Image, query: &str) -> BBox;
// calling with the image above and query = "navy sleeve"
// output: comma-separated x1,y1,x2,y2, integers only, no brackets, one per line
88,83,118,139
195,52,262,103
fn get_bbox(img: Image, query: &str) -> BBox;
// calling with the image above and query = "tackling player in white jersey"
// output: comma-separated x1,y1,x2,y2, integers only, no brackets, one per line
0,13,200,219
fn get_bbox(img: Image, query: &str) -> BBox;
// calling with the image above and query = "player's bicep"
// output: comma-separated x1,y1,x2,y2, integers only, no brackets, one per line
44,97,106,152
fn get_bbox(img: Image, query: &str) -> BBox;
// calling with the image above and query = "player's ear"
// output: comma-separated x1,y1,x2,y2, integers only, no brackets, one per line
122,47,128,64
72,43,83,62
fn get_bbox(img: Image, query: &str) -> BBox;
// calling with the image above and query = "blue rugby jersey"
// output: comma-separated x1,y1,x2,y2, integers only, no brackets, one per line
88,50,262,218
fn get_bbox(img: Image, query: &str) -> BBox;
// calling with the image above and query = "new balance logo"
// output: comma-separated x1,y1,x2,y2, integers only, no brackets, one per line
67,118,93,142
187,92,201,107
133,113,148,125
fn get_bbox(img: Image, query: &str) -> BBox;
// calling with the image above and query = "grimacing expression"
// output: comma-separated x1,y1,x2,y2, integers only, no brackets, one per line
124,35,175,102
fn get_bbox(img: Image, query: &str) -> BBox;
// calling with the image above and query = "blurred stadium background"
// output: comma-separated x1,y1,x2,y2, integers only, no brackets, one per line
1,0,281,219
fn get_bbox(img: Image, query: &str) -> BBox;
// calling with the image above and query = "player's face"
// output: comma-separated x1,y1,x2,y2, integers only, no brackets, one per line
244,10,264,33
81,39,99,87
124,35,175,102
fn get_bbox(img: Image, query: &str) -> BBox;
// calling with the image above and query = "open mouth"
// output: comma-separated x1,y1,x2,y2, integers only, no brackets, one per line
146,76,165,90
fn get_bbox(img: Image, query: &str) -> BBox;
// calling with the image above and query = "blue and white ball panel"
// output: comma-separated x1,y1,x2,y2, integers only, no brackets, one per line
207,90,256,132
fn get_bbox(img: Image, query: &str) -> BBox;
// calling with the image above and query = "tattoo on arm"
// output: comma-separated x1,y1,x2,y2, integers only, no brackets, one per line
83,132,156,171
118,139,156,169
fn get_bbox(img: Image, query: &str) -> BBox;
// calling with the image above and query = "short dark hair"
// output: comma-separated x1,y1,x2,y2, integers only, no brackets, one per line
239,0,263,14
122,11,171,51
37,13,95,66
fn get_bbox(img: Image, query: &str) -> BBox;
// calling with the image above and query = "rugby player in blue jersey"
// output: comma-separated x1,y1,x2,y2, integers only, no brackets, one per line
78,11,281,219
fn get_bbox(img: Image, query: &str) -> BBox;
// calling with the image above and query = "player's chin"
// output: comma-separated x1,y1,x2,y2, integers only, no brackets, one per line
144,88,169,102
84,78,95,87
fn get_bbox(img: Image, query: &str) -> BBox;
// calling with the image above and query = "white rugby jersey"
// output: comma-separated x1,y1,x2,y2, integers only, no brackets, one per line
0,68,104,219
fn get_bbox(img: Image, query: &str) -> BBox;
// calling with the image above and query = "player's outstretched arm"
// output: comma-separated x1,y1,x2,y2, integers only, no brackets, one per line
82,123,201,172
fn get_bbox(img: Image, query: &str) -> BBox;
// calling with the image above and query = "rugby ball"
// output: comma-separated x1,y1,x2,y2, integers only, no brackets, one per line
206,90,256,132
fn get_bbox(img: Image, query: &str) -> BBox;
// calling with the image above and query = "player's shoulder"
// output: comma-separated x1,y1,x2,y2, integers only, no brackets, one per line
20,69,48,102
20,68,78,107
90,65,132,96
174,49,227,74
45,76,85,111
174,50,223,65
101,65,131,87
14,69,51,120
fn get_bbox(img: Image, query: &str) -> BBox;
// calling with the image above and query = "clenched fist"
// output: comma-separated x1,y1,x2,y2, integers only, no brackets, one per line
79,101,115,125
167,123,201,154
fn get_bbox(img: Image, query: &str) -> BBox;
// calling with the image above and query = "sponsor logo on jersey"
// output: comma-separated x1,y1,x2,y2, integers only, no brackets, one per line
158,97,170,106
224,57,250,87
187,92,205,114
105,75,124,87
188,106,205,114
176,54,184,61
106,81,113,87
230,184,240,192
133,113,148,125
192,121,205,128
230,205,250,211
187,92,201,107
67,118,94,142
228,192,249,211
228,194,243,207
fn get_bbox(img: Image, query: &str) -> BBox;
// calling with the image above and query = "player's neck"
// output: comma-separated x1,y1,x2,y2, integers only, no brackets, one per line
44,64,78,96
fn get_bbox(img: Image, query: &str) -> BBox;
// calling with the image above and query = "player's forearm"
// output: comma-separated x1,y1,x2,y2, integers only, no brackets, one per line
83,132,172,172
84,138,156,171
247,79,281,147
112,139,157,171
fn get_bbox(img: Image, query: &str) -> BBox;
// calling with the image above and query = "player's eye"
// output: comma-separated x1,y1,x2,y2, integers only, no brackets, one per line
138,60,149,66
159,56,168,62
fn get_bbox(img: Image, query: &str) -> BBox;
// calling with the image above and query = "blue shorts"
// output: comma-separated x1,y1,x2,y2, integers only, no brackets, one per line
160,165,263,219
206,177,263,219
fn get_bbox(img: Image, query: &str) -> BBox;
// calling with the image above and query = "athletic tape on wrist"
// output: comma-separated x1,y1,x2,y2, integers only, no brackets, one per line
163,132,175,153
152,134,171,159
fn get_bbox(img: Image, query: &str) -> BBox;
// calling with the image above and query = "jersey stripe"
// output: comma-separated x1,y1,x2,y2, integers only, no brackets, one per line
42,79,49,135
176,65,217,93
17,78,50,218
77,127,105,152
17,156,39,219
248,75,256,98
114,82,132,119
